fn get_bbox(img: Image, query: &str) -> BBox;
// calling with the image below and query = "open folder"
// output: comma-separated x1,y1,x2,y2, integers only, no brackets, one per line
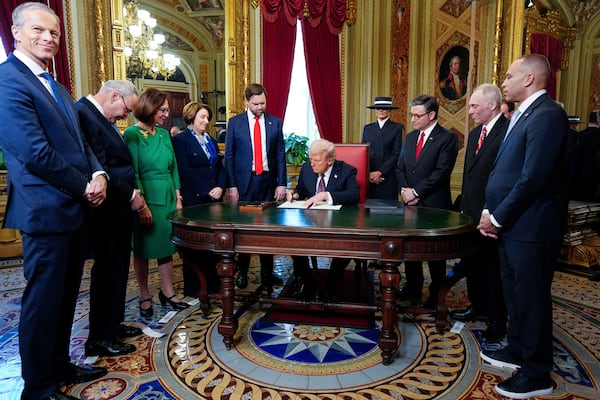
278,201,342,210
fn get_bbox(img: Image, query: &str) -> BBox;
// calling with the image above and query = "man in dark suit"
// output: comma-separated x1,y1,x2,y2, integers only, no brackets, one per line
396,94,458,309
0,3,109,399
362,96,403,199
449,84,507,343
286,139,359,298
75,80,146,358
225,83,287,289
575,111,600,200
478,54,568,399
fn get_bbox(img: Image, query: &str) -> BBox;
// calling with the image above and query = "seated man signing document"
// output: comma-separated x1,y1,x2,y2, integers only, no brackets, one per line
286,139,359,299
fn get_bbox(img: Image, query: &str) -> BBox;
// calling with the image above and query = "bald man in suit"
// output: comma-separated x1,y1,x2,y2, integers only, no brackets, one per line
478,54,568,399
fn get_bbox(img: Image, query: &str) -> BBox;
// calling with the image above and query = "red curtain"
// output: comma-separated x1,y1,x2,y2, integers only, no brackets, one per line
0,0,71,92
262,6,297,120
303,20,342,143
261,0,345,142
530,33,563,100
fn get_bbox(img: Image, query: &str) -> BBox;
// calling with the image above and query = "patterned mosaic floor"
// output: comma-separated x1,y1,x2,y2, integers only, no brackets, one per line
1,256,599,399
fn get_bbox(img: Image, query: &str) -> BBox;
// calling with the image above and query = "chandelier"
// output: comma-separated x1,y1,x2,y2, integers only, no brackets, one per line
123,1,181,81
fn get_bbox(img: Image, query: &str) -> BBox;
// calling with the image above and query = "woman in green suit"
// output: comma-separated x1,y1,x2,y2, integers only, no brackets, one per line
124,88,187,318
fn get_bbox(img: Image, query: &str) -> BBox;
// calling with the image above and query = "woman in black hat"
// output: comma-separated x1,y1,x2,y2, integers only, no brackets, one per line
362,96,404,199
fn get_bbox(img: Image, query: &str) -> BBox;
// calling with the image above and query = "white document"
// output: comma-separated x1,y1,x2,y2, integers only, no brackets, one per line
278,201,342,210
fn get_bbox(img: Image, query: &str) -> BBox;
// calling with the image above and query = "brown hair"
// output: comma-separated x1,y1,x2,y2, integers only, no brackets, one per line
182,101,213,126
134,88,167,124
244,83,266,100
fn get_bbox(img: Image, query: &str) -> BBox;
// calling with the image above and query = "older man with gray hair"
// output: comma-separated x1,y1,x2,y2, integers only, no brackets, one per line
76,80,146,358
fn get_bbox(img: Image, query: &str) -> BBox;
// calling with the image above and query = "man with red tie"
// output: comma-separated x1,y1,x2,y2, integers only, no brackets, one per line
225,83,287,289
396,94,458,309
450,83,508,343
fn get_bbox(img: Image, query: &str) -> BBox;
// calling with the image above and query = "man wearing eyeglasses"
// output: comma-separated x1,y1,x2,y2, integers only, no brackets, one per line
396,94,458,309
75,80,146,358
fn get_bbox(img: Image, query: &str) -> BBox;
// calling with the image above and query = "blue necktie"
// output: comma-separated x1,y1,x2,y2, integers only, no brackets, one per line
504,109,522,142
40,72,76,130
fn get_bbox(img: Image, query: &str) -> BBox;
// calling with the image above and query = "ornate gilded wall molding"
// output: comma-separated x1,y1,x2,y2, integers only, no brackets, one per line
226,1,250,117
524,8,577,70
64,0,76,97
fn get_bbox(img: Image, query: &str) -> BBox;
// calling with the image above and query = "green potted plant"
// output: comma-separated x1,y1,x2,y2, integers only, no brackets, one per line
284,132,310,166
284,133,309,188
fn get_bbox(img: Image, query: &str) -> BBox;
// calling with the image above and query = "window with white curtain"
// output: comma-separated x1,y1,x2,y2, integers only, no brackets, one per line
282,22,320,144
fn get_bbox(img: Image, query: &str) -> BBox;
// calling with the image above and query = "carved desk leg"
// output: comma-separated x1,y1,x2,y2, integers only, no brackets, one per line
177,247,210,317
435,267,464,332
217,253,237,350
379,261,401,365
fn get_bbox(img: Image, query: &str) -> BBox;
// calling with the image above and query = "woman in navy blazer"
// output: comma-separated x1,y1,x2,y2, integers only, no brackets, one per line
172,102,226,296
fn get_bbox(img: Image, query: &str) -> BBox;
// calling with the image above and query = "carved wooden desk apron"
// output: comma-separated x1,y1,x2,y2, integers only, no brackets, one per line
169,203,475,365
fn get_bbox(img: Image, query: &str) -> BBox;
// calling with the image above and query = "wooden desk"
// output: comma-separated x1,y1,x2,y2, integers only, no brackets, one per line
169,203,475,365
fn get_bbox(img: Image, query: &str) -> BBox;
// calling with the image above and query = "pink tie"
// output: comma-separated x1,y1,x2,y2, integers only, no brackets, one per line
476,126,487,155
253,116,263,174
415,131,425,160
317,174,326,193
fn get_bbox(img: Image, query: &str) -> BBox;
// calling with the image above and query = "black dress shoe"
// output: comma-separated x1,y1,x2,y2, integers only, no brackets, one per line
59,363,107,384
158,290,189,310
21,389,79,400
235,272,248,289
85,340,136,357
116,324,143,339
483,321,507,343
450,306,491,322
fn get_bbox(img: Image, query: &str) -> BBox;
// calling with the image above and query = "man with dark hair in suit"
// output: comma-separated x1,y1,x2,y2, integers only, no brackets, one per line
75,80,146,358
449,83,507,343
362,96,403,199
225,83,287,289
479,54,568,398
286,139,359,299
396,94,458,309
0,3,108,399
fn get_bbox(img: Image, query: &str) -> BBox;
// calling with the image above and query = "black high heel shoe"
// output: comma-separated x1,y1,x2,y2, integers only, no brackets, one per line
139,297,153,318
158,290,189,310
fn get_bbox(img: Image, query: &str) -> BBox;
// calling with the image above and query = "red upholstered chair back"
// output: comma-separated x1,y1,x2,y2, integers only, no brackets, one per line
334,143,370,204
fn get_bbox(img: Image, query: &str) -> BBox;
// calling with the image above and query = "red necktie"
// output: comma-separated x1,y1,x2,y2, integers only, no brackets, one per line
415,131,425,160
317,174,326,193
476,126,487,155
253,116,264,175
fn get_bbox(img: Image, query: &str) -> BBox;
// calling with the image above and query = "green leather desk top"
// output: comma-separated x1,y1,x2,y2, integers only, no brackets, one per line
170,202,473,235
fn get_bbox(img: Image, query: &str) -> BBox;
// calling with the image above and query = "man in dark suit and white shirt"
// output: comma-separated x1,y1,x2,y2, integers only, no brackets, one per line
0,3,109,399
286,139,359,299
396,94,458,309
478,54,568,399
76,80,146,358
450,83,507,343
225,83,287,289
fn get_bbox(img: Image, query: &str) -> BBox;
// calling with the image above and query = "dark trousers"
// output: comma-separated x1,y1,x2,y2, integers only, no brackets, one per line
403,260,446,302
20,229,87,399
462,237,507,325
499,239,558,381
87,216,132,342
238,171,275,277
